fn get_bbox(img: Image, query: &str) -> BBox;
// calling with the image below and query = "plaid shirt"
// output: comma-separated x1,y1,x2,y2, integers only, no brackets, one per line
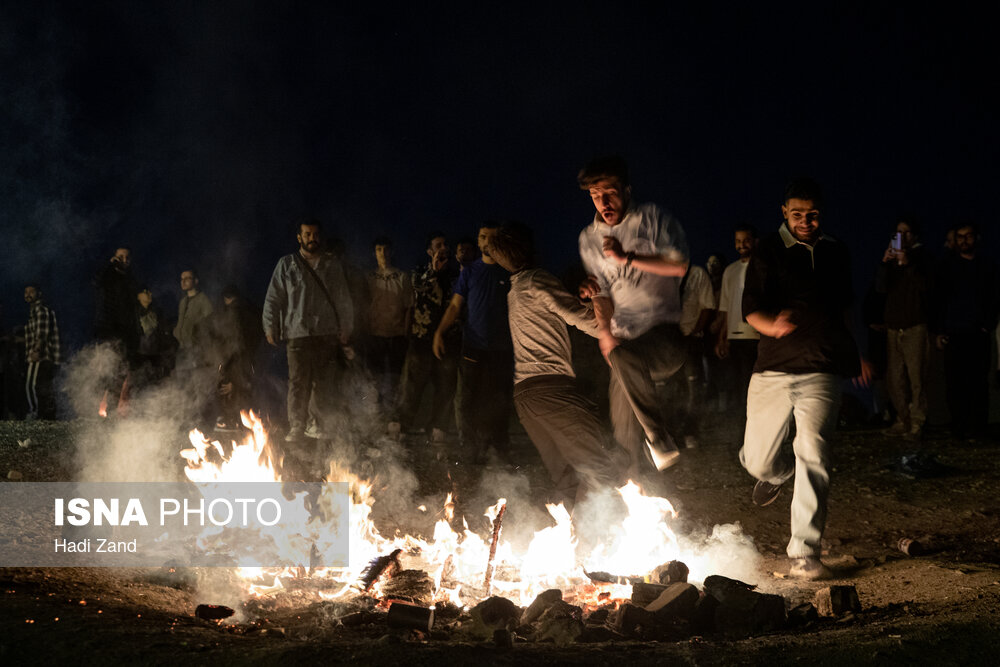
26,300,61,364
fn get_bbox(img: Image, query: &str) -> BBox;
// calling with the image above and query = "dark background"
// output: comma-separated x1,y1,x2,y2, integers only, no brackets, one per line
1,1,996,350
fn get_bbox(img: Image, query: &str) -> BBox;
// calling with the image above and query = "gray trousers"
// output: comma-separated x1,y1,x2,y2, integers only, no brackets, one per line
886,324,929,429
607,323,686,470
514,375,623,506
740,371,842,558
286,335,340,433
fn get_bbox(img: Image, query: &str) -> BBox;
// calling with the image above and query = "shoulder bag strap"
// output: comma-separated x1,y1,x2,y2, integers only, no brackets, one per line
293,253,342,335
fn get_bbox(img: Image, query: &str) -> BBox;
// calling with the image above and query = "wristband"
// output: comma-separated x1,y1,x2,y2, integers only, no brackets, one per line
625,251,636,268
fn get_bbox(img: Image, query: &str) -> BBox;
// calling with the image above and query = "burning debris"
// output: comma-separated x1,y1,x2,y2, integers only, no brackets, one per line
482,499,506,596
359,549,403,592
170,411,818,646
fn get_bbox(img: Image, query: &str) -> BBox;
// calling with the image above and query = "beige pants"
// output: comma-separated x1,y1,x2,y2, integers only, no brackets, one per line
886,324,929,429
741,371,842,558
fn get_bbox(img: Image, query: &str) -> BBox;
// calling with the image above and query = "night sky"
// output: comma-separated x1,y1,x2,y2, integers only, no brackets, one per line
1,2,995,349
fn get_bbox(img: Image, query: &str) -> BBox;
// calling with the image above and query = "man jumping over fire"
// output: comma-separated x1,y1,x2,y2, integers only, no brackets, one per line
488,221,623,508
577,156,690,479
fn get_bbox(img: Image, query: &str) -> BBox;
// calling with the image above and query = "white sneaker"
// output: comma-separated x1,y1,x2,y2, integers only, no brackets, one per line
646,438,680,471
789,556,833,581
304,423,330,439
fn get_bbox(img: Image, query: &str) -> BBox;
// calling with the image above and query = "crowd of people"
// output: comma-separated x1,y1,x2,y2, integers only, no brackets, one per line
5,156,998,580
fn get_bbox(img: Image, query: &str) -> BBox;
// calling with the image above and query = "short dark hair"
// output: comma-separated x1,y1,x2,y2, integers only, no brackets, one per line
577,155,630,190
734,223,757,238
950,220,979,236
373,235,393,249
893,214,922,238
479,220,500,231
490,222,534,272
456,236,476,248
180,268,199,281
783,177,823,206
222,284,240,299
296,217,322,235
425,230,447,249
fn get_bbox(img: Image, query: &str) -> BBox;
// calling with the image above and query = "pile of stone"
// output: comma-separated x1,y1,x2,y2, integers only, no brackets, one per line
329,560,863,645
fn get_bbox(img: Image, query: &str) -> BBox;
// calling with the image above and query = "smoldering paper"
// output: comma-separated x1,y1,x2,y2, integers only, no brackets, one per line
0,482,349,567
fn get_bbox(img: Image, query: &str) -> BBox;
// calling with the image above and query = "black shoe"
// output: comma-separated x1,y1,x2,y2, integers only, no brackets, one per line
752,480,782,506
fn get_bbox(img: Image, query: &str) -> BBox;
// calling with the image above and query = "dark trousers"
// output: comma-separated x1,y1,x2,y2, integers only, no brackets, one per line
217,353,255,426
728,339,759,416
607,323,686,470
397,337,458,432
459,347,513,457
514,375,622,506
364,335,407,409
25,360,56,419
663,336,705,441
944,330,990,437
286,335,340,433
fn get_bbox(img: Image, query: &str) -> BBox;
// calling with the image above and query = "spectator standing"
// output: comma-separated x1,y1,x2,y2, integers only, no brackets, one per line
715,225,761,417
932,222,998,440
876,218,933,440
263,218,354,442
366,236,412,414
93,246,140,415
173,269,214,374
393,232,460,443
134,287,176,389
24,285,60,419
433,223,513,463
670,264,715,448
208,286,262,430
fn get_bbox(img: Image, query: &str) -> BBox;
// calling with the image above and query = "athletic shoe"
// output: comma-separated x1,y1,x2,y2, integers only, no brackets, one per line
645,438,680,471
752,480,782,506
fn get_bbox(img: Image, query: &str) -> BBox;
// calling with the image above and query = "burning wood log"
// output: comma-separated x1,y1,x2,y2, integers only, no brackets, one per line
358,548,402,592
584,571,643,585
482,500,506,595
652,560,689,584
386,602,434,631
195,604,235,620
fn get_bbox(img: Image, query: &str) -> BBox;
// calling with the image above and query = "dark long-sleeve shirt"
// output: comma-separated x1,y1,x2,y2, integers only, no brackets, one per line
875,244,932,329
743,223,860,377
94,263,140,353
932,253,999,335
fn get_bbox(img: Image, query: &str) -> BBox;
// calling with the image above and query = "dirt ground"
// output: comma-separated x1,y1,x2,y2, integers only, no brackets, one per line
2,417,999,665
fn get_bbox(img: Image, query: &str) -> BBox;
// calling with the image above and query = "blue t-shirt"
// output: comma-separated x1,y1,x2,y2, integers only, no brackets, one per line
453,259,512,351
